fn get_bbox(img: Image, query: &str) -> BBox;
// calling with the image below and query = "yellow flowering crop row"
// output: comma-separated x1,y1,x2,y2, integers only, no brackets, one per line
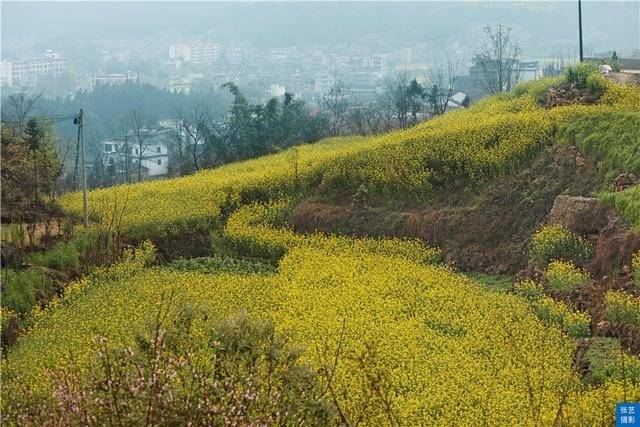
4,243,637,425
223,199,441,265
60,80,640,239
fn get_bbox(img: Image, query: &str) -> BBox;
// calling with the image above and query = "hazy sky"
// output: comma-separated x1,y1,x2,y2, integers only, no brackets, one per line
2,2,639,55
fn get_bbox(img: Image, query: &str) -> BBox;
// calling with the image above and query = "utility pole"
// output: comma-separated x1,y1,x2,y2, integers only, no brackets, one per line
74,109,89,228
578,0,584,62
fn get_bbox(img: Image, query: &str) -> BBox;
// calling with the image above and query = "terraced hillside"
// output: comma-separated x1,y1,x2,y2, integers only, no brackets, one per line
3,69,640,425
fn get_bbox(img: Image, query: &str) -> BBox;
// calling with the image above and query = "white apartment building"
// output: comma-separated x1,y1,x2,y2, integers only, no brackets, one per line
0,61,13,86
89,71,139,90
269,83,286,97
169,41,221,65
0,51,67,87
226,46,243,65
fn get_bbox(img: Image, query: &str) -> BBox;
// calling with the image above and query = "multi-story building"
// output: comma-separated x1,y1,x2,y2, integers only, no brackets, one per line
89,71,139,90
269,83,286,97
0,50,67,87
370,55,387,74
0,61,13,86
226,46,243,66
169,41,221,65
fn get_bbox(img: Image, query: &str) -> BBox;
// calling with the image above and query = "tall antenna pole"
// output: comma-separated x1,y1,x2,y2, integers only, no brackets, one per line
78,109,89,228
578,0,584,62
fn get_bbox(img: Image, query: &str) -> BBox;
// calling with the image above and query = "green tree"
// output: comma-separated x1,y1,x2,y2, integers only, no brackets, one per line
1,119,62,244
407,79,425,123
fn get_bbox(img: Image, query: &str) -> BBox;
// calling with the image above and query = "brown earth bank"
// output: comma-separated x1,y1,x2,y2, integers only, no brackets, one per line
293,144,604,274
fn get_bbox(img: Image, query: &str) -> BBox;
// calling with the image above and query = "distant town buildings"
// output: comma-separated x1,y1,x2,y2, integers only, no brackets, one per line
89,71,139,90
0,33,562,109
165,80,193,94
169,41,221,65
0,50,67,88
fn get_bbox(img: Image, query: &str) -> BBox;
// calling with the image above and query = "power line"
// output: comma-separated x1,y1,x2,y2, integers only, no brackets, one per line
2,113,77,124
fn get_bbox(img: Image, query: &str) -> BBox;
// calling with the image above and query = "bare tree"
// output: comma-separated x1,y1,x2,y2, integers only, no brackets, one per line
374,92,396,132
110,117,133,184
177,103,212,171
2,92,42,133
475,24,521,94
85,129,107,187
126,110,157,182
165,120,187,176
322,80,350,136
362,104,385,134
427,58,463,115
381,72,412,128
346,106,368,136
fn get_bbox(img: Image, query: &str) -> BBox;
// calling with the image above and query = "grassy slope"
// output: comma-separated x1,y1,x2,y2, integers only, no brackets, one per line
557,111,640,228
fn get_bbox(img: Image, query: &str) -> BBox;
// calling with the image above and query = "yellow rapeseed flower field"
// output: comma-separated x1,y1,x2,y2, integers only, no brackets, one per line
8,77,639,424
4,243,638,425
60,79,640,239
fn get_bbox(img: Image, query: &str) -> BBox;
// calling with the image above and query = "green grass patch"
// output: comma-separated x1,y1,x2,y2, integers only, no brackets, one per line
168,256,276,276
600,186,640,229
558,111,640,182
464,272,514,293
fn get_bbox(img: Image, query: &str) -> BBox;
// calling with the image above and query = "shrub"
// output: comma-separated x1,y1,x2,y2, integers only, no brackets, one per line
534,296,591,339
564,63,599,90
583,337,640,385
0,268,55,316
9,309,338,425
1,307,17,336
27,242,80,273
586,73,607,99
530,225,593,266
604,291,640,326
26,231,102,274
545,260,590,292
513,76,565,105
513,279,545,301
633,251,640,286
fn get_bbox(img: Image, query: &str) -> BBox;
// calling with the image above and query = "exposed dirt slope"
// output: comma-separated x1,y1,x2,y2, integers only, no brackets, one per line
293,144,604,274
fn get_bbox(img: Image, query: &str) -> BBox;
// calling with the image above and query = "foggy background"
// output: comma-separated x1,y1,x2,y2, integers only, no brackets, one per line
2,2,639,55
